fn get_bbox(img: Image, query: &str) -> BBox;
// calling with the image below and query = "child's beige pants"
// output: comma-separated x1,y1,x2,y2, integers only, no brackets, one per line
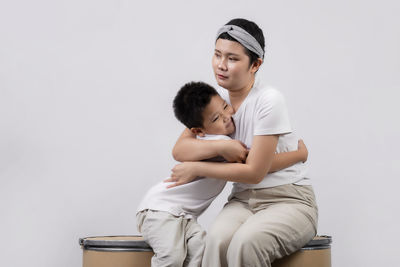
201,184,318,267
136,210,205,267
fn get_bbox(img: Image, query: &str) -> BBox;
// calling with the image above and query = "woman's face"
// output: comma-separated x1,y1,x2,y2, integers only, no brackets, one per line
212,38,258,92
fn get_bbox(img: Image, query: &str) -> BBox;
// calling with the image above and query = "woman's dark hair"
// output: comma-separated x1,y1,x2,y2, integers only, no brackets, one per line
173,81,218,129
217,18,265,67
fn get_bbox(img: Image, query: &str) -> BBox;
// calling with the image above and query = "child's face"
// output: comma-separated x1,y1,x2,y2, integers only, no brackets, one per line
200,94,235,136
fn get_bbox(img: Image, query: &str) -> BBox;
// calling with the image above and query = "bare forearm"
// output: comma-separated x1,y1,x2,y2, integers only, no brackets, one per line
192,161,267,184
173,138,220,162
269,151,302,173
194,135,277,183
172,129,248,163
172,129,219,161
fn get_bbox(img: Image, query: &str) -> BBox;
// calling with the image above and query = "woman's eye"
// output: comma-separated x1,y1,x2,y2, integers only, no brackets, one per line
229,58,237,61
215,53,221,58
224,104,228,109
212,116,219,122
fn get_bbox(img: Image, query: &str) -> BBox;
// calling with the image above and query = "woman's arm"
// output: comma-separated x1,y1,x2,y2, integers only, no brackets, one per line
166,135,279,187
269,139,308,172
172,128,248,163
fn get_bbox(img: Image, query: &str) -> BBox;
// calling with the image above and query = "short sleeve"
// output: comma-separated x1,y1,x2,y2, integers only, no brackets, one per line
197,134,232,141
254,89,292,135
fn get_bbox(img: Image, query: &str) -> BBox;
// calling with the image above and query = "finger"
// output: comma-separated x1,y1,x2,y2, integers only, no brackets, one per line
164,177,175,183
166,183,175,188
164,178,172,183
297,141,304,148
237,155,247,163
166,182,181,189
171,164,181,171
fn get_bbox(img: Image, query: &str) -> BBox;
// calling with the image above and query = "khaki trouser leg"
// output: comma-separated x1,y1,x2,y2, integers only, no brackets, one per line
201,200,253,267
183,220,206,267
201,184,318,267
227,203,317,267
136,210,205,267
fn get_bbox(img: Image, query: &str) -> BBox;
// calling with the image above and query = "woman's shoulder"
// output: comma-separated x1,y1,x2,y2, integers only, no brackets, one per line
253,84,286,105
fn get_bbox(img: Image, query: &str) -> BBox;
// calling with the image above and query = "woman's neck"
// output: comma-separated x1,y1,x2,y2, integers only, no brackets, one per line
228,76,255,112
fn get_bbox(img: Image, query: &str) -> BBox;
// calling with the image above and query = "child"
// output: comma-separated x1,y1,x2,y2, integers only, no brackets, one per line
136,81,308,267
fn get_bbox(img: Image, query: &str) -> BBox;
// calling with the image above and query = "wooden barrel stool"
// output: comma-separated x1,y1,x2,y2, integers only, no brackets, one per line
272,235,332,267
79,235,153,267
79,235,331,267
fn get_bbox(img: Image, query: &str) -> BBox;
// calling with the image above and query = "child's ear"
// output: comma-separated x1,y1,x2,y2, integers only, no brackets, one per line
190,127,205,137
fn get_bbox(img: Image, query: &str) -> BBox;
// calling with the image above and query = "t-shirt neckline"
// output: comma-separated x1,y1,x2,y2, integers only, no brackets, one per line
231,78,260,119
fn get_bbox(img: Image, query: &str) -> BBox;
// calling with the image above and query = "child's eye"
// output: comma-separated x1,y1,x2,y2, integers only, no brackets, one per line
224,104,228,110
229,57,237,61
212,116,219,122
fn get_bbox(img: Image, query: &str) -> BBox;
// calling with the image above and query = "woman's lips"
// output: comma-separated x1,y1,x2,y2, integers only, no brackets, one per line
217,74,228,80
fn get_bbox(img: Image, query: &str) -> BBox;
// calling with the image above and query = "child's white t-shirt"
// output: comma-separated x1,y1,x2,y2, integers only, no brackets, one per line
217,79,311,192
136,134,230,219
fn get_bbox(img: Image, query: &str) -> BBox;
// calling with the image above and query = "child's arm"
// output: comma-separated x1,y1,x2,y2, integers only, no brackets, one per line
268,139,308,173
172,128,248,163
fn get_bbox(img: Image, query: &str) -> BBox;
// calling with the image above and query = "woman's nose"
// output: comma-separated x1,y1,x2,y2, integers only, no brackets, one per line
218,58,227,70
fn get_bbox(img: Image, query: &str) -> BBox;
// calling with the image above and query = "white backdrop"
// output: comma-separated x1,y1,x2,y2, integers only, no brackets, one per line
1,1,399,266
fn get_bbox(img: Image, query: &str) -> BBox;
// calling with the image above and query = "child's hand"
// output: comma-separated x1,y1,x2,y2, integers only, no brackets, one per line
164,162,199,188
298,139,308,163
219,140,248,163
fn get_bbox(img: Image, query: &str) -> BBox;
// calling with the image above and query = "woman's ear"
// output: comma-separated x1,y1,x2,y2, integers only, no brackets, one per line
250,58,263,74
190,127,206,137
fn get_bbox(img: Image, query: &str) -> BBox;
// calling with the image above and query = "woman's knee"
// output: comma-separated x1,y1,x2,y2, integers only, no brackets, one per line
227,229,278,263
206,223,233,248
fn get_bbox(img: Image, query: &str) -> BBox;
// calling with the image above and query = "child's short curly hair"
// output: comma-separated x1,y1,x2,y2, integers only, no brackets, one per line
173,81,218,129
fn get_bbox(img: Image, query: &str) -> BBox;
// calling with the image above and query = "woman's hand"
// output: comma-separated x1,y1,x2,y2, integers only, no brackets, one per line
297,139,308,163
164,162,199,188
218,140,249,163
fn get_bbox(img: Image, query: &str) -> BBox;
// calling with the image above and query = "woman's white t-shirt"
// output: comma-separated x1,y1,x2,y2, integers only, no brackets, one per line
217,79,311,192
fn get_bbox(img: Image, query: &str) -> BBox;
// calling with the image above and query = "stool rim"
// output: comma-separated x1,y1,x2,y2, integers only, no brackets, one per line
79,235,151,250
304,235,332,248
79,234,332,252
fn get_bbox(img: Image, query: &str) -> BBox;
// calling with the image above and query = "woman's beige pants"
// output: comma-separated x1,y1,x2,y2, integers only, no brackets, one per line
201,184,318,267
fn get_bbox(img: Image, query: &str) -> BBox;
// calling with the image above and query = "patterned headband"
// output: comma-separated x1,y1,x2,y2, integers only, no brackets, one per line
216,24,264,59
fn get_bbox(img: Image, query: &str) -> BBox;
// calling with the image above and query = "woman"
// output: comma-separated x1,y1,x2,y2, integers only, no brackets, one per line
169,18,318,267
